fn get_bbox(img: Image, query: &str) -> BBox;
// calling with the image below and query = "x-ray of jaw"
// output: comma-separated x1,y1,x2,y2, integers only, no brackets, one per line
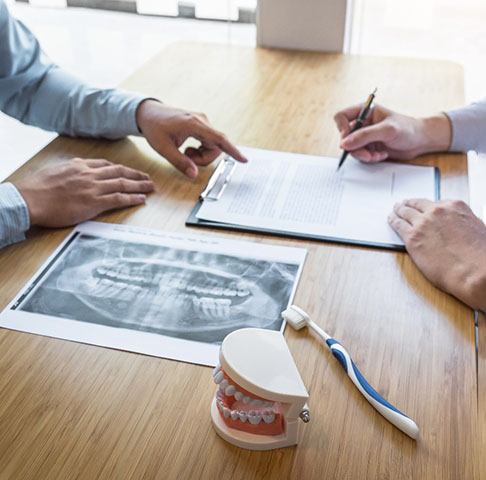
19,235,300,344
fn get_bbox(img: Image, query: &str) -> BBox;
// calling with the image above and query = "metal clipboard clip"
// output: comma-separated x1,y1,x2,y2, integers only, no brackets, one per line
200,155,237,201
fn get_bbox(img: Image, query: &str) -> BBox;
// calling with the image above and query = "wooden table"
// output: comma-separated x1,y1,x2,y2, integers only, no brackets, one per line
0,43,477,479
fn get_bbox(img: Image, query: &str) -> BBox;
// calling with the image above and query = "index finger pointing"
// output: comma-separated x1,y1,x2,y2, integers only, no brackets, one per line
195,124,247,163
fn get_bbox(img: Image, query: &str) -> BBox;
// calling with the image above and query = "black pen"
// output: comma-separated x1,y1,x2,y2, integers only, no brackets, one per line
337,88,377,171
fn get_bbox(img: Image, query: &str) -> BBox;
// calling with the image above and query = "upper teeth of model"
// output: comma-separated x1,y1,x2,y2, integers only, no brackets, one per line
213,365,278,424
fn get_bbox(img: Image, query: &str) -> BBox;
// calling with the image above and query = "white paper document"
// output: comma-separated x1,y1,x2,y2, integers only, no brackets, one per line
196,147,439,248
0,222,306,366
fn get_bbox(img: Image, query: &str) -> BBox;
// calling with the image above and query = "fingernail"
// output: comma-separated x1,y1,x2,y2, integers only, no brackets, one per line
185,166,197,179
137,194,146,203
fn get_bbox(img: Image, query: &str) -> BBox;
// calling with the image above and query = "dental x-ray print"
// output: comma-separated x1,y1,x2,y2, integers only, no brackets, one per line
3,223,306,365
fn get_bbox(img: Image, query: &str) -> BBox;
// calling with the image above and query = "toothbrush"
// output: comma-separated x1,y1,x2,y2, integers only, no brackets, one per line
282,305,419,439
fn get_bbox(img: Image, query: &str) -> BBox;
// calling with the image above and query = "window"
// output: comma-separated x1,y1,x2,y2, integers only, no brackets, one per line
20,0,257,23
351,0,486,99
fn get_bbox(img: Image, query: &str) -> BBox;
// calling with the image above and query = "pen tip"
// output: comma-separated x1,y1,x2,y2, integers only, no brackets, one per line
373,87,378,95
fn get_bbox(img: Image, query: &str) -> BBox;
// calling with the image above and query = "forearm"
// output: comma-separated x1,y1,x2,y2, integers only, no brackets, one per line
0,1,147,139
3,66,147,139
0,183,30,249
409,100,486,156
415,113,452,154
400,112,451,157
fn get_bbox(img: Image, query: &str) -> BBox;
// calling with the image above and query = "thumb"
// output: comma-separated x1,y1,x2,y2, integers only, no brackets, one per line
159,144,198,179
341,122,395,151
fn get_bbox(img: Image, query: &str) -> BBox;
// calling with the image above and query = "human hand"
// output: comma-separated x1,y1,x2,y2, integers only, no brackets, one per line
333,104,451,163
388,198,486,310
14,158,154,227
136,100,247,179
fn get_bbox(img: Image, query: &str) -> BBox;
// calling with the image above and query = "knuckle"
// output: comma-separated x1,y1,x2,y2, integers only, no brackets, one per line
407,227,423,245
385,122,398,136
73,161,86,173
113,192,126,205
450,199,467,210
117,178,126,192
352,129,364,141
214,131,226,143
431,203,446,216
81,189,95,201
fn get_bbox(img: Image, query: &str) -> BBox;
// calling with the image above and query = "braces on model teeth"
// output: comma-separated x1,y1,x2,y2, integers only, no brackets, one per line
210,328,310,450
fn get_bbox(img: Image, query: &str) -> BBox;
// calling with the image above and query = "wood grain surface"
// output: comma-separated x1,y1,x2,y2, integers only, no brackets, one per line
0,43,477,480
477,312,486,480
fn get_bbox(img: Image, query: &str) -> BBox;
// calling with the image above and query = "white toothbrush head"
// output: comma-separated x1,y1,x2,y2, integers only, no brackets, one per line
282,305,310,331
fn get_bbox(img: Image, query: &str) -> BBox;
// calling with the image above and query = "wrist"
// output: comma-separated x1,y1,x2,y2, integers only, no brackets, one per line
416,113,452,155
465,266,486,311
135,98,160,135
14,185,41,226
0,182,31,237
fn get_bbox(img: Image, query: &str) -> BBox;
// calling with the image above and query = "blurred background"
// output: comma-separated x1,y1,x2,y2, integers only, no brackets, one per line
3,0,486,184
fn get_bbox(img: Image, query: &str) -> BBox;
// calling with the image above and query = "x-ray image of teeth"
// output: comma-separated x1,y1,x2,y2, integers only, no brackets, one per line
18,234,300,344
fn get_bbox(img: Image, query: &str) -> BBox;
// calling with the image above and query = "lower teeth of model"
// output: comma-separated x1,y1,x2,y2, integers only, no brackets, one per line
219,402,276,424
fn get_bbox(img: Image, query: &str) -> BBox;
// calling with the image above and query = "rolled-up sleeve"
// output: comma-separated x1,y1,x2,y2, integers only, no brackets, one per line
0,0,148,139
0,182,30,248
447,99,486,153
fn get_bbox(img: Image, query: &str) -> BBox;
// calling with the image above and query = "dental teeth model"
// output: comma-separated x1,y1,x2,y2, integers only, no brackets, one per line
211,328,309,450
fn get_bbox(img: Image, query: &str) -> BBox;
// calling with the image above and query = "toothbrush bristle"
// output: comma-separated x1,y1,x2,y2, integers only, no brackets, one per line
281,306,308,330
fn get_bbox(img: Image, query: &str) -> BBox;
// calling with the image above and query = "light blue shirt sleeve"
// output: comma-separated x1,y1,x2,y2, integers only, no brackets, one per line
0,0,154,250
0,0,148,139
447,99,486,153
0,182,30,248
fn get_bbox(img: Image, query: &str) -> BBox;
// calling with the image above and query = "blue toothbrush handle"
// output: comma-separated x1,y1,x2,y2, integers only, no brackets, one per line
326,338,419,439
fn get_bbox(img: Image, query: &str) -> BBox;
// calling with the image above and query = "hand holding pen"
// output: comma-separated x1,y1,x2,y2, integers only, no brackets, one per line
336,88,377,170
334,99,452,164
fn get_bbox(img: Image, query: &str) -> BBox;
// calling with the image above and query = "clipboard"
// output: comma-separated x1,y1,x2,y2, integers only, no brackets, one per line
186,155,441,252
